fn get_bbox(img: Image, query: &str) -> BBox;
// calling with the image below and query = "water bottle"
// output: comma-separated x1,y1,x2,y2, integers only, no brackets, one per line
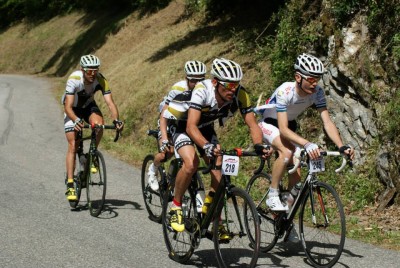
290,182,302,199
79,154,87,170
196,189,205,213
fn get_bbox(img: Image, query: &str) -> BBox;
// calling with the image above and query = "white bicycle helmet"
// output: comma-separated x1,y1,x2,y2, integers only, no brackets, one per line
80,54,101,68
211,58,243,82
184,61,207,76
294,53,324,77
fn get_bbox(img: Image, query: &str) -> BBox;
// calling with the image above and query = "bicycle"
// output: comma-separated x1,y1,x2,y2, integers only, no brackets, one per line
68,123,120,217
161,148,261,268
246,149,350,268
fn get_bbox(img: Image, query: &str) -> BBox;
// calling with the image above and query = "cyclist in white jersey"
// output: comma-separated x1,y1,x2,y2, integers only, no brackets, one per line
256,53,355,213
164,58,270,232
62,54,124,201
146,60,207,192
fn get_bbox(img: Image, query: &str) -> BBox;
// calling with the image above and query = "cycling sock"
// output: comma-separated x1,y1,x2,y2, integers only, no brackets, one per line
172,198,182,208
268,187,279,197
67,178,74,185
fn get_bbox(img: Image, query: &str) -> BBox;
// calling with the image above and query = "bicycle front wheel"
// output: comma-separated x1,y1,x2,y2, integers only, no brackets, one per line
87,150,107,217
299,181,346,268
214,187,260,268
246,172,278,252
161,188,196,264
141,154,163,223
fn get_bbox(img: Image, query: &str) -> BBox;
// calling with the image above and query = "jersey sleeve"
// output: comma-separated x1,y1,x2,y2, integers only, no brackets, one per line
314,86,327,109
275,85,290,113
97,73,111,95
189,83,207,111
237,87,253,114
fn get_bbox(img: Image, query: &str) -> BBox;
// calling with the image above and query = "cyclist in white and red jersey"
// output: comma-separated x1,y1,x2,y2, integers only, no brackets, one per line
256,53,355,213
146,60,207,192
164,58,270,232
62,54,124,201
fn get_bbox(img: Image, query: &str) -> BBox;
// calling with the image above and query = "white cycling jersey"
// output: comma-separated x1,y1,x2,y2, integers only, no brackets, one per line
257,82,326,121
61,70,111,108
158,80,190,112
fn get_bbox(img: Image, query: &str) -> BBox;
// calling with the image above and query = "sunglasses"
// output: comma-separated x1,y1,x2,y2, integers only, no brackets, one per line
84,68,99,76
186,76,205,83
298,72,320,84
219,81,239,90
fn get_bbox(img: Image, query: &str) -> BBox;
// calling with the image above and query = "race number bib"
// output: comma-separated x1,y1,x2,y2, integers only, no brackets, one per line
222,155,240,176
309,157,325,173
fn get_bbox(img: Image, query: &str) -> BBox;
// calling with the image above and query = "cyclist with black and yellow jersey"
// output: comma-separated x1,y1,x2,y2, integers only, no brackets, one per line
146,60,207,192
164,58,270,232
62,54,124,201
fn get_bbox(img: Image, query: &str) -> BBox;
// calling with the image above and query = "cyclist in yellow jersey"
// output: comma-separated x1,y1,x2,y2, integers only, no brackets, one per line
165,58,270,232
147,61,207,192
62,54,124,201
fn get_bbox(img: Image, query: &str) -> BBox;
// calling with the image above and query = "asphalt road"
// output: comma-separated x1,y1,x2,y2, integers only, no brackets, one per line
0,74,399,267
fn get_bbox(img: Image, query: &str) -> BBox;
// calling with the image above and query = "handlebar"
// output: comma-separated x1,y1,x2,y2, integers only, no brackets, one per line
288,149,350,174
147,129,159,139
83,123,121,142
202,148,265,175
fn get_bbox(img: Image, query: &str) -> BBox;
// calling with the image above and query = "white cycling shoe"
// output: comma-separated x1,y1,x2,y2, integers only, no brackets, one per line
266,195,289,211
147,164,159,191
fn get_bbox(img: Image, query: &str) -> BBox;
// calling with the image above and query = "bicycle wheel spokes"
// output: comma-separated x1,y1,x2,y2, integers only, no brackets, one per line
299,181,346,267
246,173,278,252
162,190,195,263
141,155,164,222
214,187,260,268
87,151,106,217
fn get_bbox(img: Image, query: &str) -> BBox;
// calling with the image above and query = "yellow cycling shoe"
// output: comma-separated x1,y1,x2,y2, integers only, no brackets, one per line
169,207,185,232
218,225,232,241
90,164,98,173
66,188,77,201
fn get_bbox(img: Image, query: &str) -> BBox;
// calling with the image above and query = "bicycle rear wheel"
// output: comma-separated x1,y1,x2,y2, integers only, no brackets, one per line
87,150,106,217
141,154,164,222
246,173,278,252
214,187,260,268
299,181,345,268
161,187,196,264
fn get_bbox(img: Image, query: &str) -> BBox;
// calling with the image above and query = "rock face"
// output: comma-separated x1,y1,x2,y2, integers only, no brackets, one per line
323,15,398,210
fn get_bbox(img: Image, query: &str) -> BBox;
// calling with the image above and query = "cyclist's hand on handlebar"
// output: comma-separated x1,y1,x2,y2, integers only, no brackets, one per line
74,118,84,131
254,143,273,159
203,143,220,158
339,144,355,160
160,140,171,152
304,142,320,160
113,119,124,131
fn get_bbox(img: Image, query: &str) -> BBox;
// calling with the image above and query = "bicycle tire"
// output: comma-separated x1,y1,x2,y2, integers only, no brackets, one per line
161,187,196,264
213,187,260,268
87,150,107,217
299,181,346,268
141,154,165,222
246,172,278,252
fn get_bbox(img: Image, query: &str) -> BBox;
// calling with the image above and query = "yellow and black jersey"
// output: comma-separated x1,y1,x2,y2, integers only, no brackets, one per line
61,70,111,108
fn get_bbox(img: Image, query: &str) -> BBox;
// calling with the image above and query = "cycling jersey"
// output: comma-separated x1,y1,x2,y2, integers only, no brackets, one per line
61,70,111,108
189,79,253,126
158,80,190,112
259,82,326,121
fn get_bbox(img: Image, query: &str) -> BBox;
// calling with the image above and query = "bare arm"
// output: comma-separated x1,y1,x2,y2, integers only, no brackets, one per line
186,108,208,148
159,104,169,141
319,108,343,147
242,112,263,145
103,93,120,121
277,111,308,146
64,95,79,121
